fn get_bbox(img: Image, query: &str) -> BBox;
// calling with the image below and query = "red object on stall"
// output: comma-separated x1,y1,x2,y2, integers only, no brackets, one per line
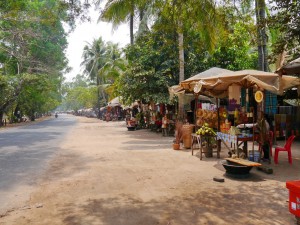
286,180,300,218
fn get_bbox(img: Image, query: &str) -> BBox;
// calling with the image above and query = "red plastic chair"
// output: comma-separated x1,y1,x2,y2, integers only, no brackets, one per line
274,135,296,164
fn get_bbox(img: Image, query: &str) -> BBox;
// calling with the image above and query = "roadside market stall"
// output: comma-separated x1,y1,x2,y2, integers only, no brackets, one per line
179,69,300,162
107,96,123,121
169,84,217,148
276,57,300,141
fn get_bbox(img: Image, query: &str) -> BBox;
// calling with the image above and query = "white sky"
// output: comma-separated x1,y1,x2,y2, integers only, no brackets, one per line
64,7,130,82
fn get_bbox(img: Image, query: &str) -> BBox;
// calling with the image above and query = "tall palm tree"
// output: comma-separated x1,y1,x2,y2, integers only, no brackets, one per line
154,0,220,118
81,37,108,105
95,0,149,45
98,42,127,89
237,0,269,71
81,38,126,106
255,0,268,72
156,0,220,82
81,38,107,80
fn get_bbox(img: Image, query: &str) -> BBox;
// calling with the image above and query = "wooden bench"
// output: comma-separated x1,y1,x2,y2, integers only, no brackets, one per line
225,158,262,167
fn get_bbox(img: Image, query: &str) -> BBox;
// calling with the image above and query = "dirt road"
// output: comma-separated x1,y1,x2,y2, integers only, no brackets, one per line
0,116,297,224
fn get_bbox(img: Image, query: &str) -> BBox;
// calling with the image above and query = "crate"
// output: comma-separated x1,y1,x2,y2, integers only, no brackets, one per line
286,180,300,218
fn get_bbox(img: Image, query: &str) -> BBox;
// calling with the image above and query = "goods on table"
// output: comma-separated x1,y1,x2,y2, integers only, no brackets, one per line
196,123,216,136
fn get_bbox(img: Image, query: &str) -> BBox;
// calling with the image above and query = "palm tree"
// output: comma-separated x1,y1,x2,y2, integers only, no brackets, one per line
81,38,107,80
255,0,268,71
98,42,127,97
236,0,268,71
155,0,220,81
81,37,108,105
154,0,220,118
81,38,126,108
94,0,149,45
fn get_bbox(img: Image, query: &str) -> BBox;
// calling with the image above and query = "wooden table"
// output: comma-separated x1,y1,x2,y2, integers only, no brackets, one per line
216,132,258,158
191,133,219,160
236,135,256,157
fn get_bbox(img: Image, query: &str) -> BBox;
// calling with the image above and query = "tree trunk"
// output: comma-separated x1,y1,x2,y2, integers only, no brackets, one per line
97,76,101,119
0,111,3,126
178,21,185,120
255,0,268,72
130,13,134,45
255,0,277,117
178,25,184,82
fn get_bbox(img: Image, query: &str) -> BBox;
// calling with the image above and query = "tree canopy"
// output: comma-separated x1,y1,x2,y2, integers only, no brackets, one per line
2,0,299,117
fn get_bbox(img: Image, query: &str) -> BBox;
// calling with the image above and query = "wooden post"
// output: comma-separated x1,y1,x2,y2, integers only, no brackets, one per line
216,97,221,158
251,107,255,161
194,94,198,128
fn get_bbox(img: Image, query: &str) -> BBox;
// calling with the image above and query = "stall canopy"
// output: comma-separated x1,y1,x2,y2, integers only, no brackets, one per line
100,106,106,111
180,69,300,98
168,85,216,104
180,67,232,92
277,57,300,75
107,96,122,107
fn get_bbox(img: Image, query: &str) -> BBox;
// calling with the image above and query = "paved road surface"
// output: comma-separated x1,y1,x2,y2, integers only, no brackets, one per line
0,114,77,214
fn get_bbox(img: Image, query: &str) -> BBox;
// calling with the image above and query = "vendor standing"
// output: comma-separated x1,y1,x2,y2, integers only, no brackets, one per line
257,111,270,161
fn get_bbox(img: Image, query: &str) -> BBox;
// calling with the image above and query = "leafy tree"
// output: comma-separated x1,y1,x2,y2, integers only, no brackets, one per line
269,0,300,60
116,32,173,105
17,74,61,120
204,7,258,70
63,86,98,112
0,0,71,124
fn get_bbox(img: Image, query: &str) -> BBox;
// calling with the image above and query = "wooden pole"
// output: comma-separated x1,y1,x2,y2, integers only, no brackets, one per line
217,97,221,158
252,107,255,161
194,94,198,129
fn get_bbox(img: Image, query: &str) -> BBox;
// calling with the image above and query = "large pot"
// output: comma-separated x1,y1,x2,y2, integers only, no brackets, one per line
173,143,180,150
221,160,253,178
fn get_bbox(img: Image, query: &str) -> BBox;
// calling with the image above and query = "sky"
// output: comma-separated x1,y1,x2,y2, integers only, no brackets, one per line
64,7,130,82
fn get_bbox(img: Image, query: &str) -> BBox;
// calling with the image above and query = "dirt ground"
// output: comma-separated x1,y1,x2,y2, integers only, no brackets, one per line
0,115,299,225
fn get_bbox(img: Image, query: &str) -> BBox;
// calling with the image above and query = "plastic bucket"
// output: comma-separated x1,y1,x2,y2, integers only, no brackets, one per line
248,151,260,162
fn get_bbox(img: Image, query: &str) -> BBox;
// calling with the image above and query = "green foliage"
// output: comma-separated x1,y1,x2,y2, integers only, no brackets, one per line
64,86,98,111
18,74,61,118
81,37,126,107
206,21,258,70
0,0,74,123
269,0,300,59
116,32,175,105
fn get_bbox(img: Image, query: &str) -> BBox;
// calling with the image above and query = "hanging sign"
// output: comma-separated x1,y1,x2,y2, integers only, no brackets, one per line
255,91,263,103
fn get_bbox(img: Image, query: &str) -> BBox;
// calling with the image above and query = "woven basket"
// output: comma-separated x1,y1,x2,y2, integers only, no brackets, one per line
182,124,194,149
